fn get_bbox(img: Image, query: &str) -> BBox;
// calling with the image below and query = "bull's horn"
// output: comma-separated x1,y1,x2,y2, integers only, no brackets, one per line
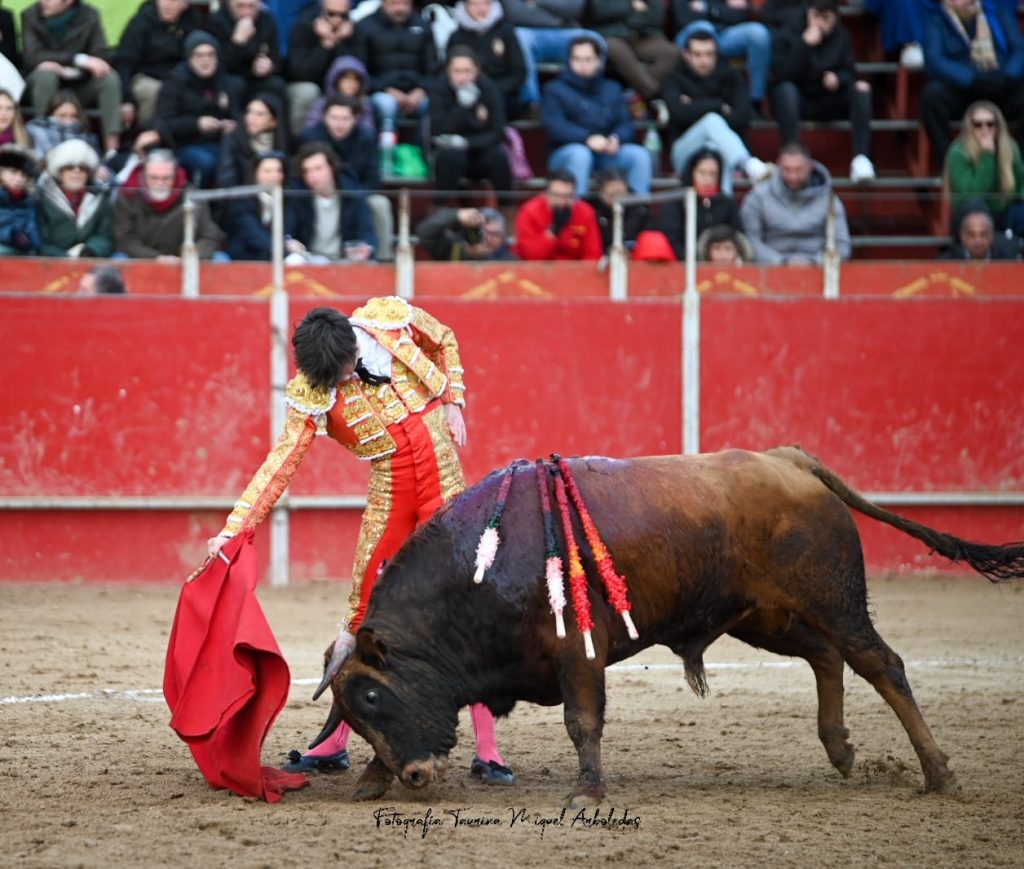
307,702,345,751
312,641,351,701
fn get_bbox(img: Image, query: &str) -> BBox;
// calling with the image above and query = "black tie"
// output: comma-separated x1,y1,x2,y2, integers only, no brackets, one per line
354,358,391,386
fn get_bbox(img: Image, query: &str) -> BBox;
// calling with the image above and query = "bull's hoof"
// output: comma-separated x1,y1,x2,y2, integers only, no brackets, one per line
352,759,394,801
924,769,961,797
564,783,606,810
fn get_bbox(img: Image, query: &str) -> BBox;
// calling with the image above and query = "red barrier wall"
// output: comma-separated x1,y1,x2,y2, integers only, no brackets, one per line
2,286,1021,583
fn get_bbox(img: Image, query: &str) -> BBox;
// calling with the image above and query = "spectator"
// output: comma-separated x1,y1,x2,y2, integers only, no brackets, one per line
922,0,1024,163
285,141,376,263
218,92,289,191
225,151,306,261
661,30,768,192
944,100,1024,236
584,0,678,105
428,47,511,206
696,223,753,264
207,0,286,105
285,0,358,136
300,94,393,261
156,31,242,188
769,0,876,183
758,0,808,30
416,205,513,260
302,55,374,135
448,0,526,119
353,0,437,130
113,148,225,262
115,0,200,127
0,89,32,149
658,147,741,260
739,141,851,264
587,168,648,253
940,200,1019,260
862,0,929,70
21,0,122,156
36,137,113,258
26,88,100,158
503,0,605,116
672,0,771,115
513,169,602,259
77,263,126,293
0,4,19,71
0,146,40,255
541,36,651,197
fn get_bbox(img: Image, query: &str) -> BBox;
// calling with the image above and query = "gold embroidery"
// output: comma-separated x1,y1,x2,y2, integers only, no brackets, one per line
422,404,467,504
221,407,316,535
350,296,413,330
345,455,393,628
285,373,337,435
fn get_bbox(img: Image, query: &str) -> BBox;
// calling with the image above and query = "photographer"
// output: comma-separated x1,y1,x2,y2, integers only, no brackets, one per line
513,169,602,260
416,206,513,261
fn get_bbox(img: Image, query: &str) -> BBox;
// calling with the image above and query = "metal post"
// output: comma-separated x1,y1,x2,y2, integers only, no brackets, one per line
609,200,628,300
268,286,290,586
395,188,414,299
271,184,284,294
823,191,840,299
682,186,701,456
181,197,198,298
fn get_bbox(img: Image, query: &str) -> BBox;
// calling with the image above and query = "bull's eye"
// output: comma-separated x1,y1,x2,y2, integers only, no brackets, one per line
365,690,379,706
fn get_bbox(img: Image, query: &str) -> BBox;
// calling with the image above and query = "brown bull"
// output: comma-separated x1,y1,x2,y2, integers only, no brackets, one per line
311,447,1024,807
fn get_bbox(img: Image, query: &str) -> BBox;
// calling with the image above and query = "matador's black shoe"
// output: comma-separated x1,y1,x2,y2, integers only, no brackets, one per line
470,756,515,785
282,749,350,773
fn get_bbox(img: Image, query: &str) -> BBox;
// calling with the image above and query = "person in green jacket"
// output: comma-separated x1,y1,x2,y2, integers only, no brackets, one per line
36,137,113,258
944,100,1024,236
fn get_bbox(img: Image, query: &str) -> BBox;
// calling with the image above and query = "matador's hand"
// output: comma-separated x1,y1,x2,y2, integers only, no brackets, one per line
445,404,467,447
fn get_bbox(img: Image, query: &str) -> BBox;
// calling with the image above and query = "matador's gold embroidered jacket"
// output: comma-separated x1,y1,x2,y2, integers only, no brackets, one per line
218,297,466,539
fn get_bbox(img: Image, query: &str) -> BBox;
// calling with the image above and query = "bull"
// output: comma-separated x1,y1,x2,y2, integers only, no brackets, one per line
310,447,1024,807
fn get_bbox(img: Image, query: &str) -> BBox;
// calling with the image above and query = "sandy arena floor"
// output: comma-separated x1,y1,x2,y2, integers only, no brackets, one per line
1,575,1022,868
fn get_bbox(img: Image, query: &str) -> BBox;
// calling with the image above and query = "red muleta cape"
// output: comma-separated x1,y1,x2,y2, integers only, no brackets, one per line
163,532,308,802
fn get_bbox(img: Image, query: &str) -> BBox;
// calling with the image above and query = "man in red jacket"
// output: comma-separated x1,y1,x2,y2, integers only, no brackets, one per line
513,170,603,260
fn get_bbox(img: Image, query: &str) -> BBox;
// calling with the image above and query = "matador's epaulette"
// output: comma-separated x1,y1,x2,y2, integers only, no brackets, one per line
350,296,413,331
285,372,337,436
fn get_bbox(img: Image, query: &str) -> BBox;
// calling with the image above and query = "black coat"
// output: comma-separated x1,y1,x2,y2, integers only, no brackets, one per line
428,74,506,152
0,8,20,68
771,14,856,98
226,194,274,260
446,20,525,100
298,122,380,190
115,0,201,85
588,196,649,252
206,4,282,83
154,63,242,148
660,58,751,138
21,1,111,69
353,8,438,93
658,193,740,260
285,4,358,84
284,172,376,251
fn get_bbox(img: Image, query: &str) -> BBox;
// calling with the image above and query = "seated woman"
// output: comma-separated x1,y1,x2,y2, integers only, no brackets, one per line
944,101,1024,238
448,0,527,120
36,138,113,258
226,151,307,261
587,168,649,253
218,92,289,190
657,147,740,260
427,47,512,207
0,89,32,150
26,89,100,159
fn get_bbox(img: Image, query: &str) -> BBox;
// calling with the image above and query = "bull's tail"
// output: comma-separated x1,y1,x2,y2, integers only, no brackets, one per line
771,445,1024,582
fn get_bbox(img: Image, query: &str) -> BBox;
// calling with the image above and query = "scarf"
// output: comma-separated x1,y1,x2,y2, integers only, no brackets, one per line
42,5,79,45
249,130,275,154
695,182,720,198
453,0,503,33
946,2,999,71
63,188,85,215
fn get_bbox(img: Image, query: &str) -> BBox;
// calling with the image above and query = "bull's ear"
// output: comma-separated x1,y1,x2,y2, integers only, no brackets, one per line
356,628,389,671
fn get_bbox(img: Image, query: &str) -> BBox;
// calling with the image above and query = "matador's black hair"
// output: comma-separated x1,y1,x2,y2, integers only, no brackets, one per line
292,307,358,391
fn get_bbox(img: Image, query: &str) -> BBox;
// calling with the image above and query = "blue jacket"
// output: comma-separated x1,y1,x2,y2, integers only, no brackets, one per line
0,187,41,252
541,69,635,150
924,1,1024,89
284,170,377,254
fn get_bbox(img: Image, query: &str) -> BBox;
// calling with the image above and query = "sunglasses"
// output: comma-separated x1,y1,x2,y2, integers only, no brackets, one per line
324,9,350,18
63,164,91,172
972,118,997,129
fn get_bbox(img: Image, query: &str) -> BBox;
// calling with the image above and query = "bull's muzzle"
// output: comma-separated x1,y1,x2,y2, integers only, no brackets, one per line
400,754,449,789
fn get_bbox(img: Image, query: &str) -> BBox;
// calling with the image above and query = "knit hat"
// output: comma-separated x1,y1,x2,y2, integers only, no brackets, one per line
0,145,36,178
631,230,675,262
45,138,99,178
184,30,220,59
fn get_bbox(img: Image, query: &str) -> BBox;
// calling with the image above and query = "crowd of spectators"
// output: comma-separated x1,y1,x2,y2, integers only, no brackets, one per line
0,0,1020,267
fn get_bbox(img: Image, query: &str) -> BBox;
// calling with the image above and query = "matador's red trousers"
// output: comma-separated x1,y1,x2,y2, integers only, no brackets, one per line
307,401,506,766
